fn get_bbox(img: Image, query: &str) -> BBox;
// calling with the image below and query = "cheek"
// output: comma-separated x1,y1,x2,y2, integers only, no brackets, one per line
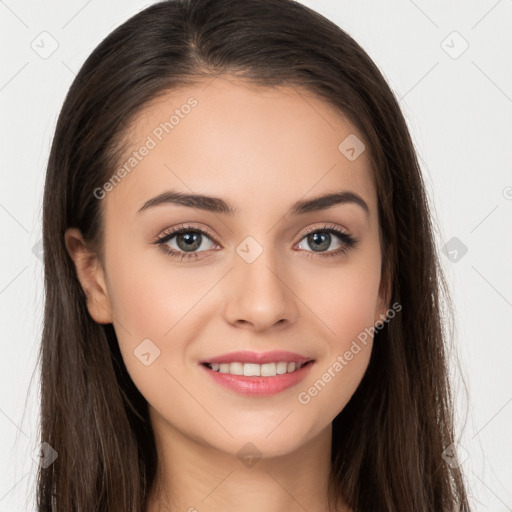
324,273,379,343
104,250,209,410
103,245,199,378
291,253,381,414
297,253,382,346
294,283,376,426
105,229,380,402
106,245,205,338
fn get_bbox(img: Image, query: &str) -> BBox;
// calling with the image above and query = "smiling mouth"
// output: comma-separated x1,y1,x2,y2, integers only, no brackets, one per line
201,360,314,377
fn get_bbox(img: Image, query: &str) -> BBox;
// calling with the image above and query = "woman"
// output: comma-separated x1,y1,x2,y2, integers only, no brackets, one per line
38,0,472,510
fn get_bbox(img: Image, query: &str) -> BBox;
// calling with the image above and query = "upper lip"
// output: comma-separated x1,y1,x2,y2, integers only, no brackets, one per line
199,350,314,365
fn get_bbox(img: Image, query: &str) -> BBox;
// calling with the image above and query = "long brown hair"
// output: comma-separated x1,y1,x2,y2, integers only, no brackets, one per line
37,0,472,510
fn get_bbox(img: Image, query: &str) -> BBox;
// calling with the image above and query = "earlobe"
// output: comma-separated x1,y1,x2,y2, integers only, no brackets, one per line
64,228,113,324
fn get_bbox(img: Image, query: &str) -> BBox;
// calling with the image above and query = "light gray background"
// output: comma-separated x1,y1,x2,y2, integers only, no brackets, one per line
1,1,511,510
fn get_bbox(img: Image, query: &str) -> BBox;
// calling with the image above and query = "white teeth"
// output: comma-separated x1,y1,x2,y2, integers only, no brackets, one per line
260,363,276,377
276,362,288,374
229,362,244,375
244,363,261,376
207,361,306,376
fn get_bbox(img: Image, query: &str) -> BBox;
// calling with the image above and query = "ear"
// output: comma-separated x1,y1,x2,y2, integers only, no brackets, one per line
64,227,112,324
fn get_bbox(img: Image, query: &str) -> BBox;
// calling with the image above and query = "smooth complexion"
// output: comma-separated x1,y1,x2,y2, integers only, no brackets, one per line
65,76,390,512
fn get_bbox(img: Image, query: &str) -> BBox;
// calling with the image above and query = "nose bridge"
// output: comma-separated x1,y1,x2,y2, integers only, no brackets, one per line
223,234,296,329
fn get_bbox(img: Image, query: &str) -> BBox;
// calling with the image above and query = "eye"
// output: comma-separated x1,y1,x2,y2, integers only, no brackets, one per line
295,224,358,258
153,224,219,262
153,223,358,262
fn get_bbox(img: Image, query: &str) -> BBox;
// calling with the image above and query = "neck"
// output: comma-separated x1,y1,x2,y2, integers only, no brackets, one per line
145,411,348,512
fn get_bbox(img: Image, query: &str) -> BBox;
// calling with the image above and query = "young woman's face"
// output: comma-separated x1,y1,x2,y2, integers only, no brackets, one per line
75,77,389,458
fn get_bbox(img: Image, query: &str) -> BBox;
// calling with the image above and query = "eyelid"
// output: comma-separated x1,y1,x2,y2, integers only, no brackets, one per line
153,223,220,245
153,222,357,260
298,223,351,239
155,221,352,240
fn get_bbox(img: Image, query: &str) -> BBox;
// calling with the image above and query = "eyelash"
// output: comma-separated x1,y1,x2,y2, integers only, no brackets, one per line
153,223,358,262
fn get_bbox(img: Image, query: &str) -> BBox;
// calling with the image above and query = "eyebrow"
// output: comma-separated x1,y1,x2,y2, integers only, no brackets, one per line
137,189,370,218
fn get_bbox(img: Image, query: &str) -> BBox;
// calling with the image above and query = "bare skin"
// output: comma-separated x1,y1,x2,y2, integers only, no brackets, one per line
65,76,389,512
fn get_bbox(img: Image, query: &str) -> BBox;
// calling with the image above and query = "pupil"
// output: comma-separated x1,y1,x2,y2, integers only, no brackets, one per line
178,232,201,252
309,232,330,252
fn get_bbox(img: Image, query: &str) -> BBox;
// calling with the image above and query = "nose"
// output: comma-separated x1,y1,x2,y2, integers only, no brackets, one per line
222,248,298,331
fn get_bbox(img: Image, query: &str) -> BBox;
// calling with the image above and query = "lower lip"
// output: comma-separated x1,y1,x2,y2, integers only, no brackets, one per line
199,361,315,397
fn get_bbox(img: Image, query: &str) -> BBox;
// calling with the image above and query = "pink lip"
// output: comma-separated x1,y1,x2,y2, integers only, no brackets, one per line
198,350,313,365
199,360,315,397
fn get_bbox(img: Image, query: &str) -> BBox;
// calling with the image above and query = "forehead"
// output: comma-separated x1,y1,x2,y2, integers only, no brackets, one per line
105,76,377,222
